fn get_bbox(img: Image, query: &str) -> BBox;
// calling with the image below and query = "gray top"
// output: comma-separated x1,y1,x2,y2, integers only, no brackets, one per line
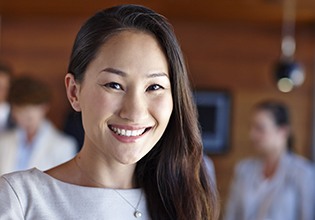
224,153,315,220
0,168,150,220
203,155,216,185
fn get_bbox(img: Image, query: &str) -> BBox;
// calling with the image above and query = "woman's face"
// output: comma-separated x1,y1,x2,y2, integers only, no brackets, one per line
249,110,287,155
67,31,173,165
12,104,48,138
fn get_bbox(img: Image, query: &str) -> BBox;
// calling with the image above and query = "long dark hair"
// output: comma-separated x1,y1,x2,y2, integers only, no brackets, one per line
68,5,219,220
255,100,294,152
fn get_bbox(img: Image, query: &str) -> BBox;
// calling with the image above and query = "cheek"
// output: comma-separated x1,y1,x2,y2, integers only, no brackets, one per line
14,113,32,128
250,128,263,140
260,132,273,144
80,90,120,128
150,95,173,125
266,132,281,144
251,130,270,146
13,114,25,126
34,112,45,124
27,112,44,125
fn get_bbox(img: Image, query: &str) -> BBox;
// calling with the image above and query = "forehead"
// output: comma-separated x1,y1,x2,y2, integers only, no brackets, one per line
103,30,161,49
89,30,168,70
12,104,44,111
253,110,275,124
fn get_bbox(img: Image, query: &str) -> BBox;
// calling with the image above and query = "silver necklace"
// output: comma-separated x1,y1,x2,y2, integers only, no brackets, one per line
113,189,143,218
74,156,143,218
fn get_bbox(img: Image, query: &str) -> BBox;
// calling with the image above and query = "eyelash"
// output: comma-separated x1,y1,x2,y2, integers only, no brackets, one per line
146,84,164,91
104,82,164,92
105,82,123,90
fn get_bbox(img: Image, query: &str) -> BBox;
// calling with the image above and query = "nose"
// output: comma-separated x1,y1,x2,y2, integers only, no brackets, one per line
119,90,148,122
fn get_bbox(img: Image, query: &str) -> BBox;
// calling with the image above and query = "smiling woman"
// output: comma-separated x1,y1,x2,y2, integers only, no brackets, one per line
0,4,219,220
69,31,173,166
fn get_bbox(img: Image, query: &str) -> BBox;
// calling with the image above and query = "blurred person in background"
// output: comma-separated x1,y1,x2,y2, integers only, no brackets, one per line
204,154,216,185
0,76,77,175
0,62,15,132
224,100,314,220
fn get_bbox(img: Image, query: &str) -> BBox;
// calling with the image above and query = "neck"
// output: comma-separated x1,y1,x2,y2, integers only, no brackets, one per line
25,129,37,143
74,146,137,189
27,133,36,143
24,122,43,143
262,147,285,179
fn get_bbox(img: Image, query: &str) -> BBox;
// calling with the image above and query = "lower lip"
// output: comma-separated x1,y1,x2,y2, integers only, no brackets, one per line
111,130,147,143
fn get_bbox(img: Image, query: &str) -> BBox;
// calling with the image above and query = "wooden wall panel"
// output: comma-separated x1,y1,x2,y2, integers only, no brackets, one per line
1,16,314,216
2,0,315,23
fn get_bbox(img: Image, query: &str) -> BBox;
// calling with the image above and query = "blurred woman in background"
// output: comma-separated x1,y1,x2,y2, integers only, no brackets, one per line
224,100,314,220
0,76,77,175
0,62,15,132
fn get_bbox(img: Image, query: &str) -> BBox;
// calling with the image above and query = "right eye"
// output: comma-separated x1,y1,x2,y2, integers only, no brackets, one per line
104,82,123,90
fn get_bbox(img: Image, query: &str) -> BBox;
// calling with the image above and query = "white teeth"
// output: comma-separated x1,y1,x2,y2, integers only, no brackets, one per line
110,126,146,137
121,129,126,136
126,130,131,136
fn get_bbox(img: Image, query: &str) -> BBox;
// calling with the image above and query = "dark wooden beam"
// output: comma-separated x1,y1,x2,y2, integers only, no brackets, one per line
0,0,315,24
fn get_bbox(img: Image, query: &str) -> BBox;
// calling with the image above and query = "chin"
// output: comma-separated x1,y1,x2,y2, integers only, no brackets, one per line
119,159,139,166
117,154,144,165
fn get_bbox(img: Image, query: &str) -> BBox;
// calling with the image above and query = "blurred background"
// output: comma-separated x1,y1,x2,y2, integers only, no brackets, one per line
1,0,315,215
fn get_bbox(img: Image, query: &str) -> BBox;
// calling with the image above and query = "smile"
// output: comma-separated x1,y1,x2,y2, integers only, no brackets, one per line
108,125,150,137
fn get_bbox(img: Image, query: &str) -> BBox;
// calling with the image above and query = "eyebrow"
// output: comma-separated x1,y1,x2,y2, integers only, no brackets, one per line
102,67,169,79
147,72,169,79
102,68,127,77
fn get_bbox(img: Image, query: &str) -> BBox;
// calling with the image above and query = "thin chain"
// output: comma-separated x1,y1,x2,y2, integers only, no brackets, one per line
113,188,143,211
74,156,143,213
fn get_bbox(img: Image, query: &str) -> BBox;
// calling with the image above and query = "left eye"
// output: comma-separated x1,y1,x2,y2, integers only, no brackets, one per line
146,84,164,91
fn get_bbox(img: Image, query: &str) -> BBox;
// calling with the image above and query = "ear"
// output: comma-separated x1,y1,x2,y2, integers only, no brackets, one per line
65,73,81,112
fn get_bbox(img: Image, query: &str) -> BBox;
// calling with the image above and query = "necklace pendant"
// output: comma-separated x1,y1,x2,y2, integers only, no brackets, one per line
134,210,142,218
